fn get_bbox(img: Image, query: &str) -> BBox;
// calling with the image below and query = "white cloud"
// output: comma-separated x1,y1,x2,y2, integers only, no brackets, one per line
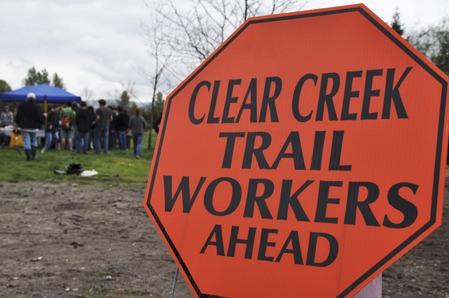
1,0,448,103
0,0,152,101
304,0,449,30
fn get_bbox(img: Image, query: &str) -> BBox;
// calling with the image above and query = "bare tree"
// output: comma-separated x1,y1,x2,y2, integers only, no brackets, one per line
121,81,139,100
141,16,174,150
144,0,307,82
81,87,94,101
141,0,306,151
409,18,449,75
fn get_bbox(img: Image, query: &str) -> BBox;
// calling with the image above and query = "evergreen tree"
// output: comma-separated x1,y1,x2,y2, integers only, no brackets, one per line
119,90,131,112
153,92,165,122
23,67,51,86
0,80,13,112
144,92,165,128
22,67,66,89
52,73,65,89
0,79,11,93
390,7,405,36
432,23,449,75
129,102,138,116
409,18,449,75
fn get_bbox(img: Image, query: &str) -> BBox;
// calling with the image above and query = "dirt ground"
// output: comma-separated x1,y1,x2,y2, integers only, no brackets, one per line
0,179,448,298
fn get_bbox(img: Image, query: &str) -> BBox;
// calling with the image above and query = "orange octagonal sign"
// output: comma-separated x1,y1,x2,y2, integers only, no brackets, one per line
144,4,449,297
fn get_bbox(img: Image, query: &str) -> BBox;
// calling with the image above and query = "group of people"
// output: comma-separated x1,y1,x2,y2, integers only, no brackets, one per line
3,92,149,161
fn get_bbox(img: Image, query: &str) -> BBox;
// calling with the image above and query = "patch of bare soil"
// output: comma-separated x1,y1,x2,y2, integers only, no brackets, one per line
0,180,448,297
0,181,190,298
382,177,449,298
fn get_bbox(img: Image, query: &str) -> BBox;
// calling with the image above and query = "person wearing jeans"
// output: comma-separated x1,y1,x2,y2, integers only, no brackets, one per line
132,133,144,158
75,101,94,154
42,104,60,153
116,106,129,150
15,92,46,161
94,99,112,154
94,126,109,154
128,108,147,158
21,131,38,156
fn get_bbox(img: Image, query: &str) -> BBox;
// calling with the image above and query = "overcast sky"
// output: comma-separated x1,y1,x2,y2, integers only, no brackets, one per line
1,0,448,102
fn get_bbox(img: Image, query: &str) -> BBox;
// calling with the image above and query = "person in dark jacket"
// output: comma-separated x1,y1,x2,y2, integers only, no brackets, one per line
154,112,162,134
41,104,60,153
116,106,129,150
15,92,46,161
87,106,96,151
94,99,112,154
128,108,147,159
75,101,94,154
108,106,118,150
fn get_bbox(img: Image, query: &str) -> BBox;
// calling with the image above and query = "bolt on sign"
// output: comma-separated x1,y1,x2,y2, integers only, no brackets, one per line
144,4,449,297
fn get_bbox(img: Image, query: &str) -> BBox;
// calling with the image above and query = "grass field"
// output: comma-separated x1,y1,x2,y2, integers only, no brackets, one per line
0,133,157,188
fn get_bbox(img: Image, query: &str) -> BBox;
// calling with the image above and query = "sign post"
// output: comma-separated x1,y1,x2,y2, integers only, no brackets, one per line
144,4,449,297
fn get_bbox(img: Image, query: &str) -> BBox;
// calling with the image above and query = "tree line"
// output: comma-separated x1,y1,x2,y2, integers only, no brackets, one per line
389,7,449,74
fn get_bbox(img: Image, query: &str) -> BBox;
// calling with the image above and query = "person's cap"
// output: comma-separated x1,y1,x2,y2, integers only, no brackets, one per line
27,92,36,99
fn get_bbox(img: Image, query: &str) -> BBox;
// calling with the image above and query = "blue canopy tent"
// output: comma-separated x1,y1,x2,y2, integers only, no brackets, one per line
0,84,81,103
